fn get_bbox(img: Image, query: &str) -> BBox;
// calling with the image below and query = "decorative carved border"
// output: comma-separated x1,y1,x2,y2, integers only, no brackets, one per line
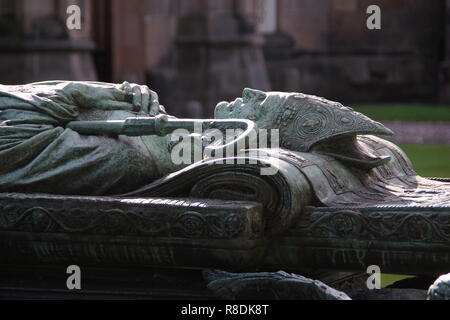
292,206,450,243
0,193,264,240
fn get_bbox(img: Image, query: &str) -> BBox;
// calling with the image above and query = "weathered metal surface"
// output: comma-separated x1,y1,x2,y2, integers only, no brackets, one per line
0,81,449,286
265,205,450,275
427,273,450,300
203,270,351,300
0,191,449,275
0,193,265,269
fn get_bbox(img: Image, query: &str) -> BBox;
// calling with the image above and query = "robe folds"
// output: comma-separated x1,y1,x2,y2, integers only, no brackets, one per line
0,82,159,195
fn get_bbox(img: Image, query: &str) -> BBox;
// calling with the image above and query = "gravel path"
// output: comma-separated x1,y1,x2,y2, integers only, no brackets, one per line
381,121,450,145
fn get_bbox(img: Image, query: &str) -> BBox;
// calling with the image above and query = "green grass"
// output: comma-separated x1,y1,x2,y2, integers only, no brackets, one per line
352,104,450,122
399,144,450,177
380,144,450,287
381,274,415,288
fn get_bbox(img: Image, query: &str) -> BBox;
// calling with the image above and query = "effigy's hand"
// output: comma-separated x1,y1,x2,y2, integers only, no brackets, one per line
118,81,162,115
57,81,163,115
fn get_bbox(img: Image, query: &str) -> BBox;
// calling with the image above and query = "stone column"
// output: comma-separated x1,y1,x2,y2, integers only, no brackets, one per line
0,0,97,84
149,0,271,117
109,0,146,84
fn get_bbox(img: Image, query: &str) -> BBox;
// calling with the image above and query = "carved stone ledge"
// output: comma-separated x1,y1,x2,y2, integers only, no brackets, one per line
263,206,450,275
1,192,450,275
0,193,265,269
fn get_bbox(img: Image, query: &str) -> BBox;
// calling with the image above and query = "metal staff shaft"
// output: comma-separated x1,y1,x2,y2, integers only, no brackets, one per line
66,115,256,156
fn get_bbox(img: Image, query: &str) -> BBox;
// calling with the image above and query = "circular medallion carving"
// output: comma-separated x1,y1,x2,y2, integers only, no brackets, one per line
294,105,332,140
176,211,206,238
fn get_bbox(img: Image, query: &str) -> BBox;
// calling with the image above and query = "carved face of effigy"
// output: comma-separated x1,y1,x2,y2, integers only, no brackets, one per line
215,88,289,129
215,88,395,168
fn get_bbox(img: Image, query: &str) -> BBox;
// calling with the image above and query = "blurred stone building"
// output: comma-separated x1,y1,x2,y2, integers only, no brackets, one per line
0,0,449,116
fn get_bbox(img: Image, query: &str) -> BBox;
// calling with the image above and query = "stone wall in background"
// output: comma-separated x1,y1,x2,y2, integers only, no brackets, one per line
145,0,270,117
1,0,450,114
0,0,97,84
94,0,270,117
266,0,445,104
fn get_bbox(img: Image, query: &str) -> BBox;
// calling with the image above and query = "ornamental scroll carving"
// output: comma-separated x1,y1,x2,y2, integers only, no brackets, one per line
0,195,263,240
294,206,450,243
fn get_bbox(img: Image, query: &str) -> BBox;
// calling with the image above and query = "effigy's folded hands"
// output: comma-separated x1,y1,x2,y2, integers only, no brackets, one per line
51,81,161,114
0,81,165,195
117,81,162,115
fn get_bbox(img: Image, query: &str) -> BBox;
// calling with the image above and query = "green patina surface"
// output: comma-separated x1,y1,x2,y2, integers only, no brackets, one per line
1,82,450,293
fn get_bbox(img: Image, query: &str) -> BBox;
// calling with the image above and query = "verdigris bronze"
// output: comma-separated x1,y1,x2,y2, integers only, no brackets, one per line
0,81,395,195
0,81,171,195
427,273,450,300
203,270,351,300
0,81,449,299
